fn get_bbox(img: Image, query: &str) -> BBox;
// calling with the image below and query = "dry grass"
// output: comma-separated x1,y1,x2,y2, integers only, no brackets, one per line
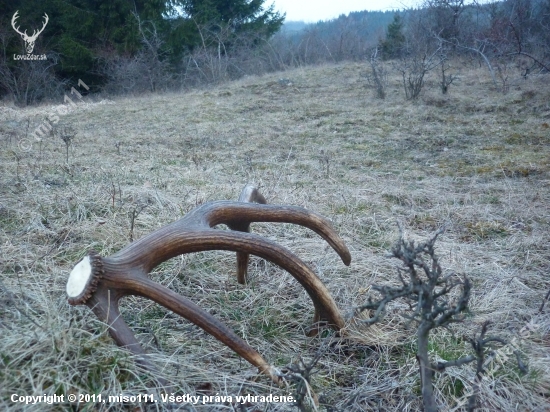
1,60,549,411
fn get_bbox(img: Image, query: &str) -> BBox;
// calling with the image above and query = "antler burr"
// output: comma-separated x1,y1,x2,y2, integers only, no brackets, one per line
67,186,350,383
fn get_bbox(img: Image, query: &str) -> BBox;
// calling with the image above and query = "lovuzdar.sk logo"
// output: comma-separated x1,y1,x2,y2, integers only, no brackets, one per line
11,10,48,60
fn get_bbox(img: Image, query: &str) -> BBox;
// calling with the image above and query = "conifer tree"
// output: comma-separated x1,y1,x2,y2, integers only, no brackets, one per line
380,14,406,59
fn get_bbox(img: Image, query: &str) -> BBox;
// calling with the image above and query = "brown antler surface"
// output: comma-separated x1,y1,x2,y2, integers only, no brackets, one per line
235,184,266,284
67,186,350,383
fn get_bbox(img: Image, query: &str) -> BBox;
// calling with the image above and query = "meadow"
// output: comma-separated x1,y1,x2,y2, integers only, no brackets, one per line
1,61,549,411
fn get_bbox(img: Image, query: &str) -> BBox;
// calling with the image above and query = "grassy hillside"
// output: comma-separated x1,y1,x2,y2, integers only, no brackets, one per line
1,61,549,411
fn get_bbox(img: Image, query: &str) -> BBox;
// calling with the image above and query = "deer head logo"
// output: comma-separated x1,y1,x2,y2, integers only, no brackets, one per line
11,11,49,54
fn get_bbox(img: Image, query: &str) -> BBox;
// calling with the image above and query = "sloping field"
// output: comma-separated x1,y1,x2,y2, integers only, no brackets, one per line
1,62,549,411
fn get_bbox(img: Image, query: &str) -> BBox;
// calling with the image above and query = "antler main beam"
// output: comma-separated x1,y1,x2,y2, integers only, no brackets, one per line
67,186,350,383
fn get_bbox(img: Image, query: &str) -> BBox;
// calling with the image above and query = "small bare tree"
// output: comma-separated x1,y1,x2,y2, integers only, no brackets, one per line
367,47,388,99
439,58,455,94
53,125,76,164
102,12,172,94
356,228,471,412
396,47,442,100
280,353,322,411
464,321,513,411
132,11,170,93
437,44,456,94
356,227,528,411
495,59,510,93
0,27,67,106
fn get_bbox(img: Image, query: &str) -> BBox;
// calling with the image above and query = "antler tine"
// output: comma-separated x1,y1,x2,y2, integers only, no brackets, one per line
235,184,267,284
104,228,345,332
198,201,351,266
35,13,49,37
11,11,25,36
238,184,267,204
27,13,48,40
109,204,350,271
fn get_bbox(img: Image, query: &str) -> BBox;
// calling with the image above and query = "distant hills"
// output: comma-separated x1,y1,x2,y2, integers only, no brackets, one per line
283,9,401,38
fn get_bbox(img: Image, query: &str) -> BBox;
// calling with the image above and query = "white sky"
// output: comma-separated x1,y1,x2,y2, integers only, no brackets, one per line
272,0,420,23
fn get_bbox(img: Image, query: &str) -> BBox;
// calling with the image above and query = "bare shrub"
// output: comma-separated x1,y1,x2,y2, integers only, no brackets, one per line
102,13,173,95
0,27,67,106
52,124,76,164
181,47,230,86
396,48,442,100
355,228,525,411
356,229,471,411
438,50,456,94
266,29,323,68
495,59,511,94
366,48,388,99
180,21,290,87
280,352,323,411
180,21,250,86
102,52,172,95
464,321,516,411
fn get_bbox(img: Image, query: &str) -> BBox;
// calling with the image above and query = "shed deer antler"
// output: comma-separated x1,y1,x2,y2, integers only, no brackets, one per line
11,11,49,54
66,186,350,383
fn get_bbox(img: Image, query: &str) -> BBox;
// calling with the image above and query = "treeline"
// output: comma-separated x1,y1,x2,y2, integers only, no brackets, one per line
284,0,549,77
0,0,548,105
285,0,549,98
0,0,284,103
0,1,398,104
376,0,550,98
272,11,396,66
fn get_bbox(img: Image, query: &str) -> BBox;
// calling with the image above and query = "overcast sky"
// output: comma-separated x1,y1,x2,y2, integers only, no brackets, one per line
272,0,419,23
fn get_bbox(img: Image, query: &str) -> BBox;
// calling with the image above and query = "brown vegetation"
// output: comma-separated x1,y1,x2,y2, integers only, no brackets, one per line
1,60,549,410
